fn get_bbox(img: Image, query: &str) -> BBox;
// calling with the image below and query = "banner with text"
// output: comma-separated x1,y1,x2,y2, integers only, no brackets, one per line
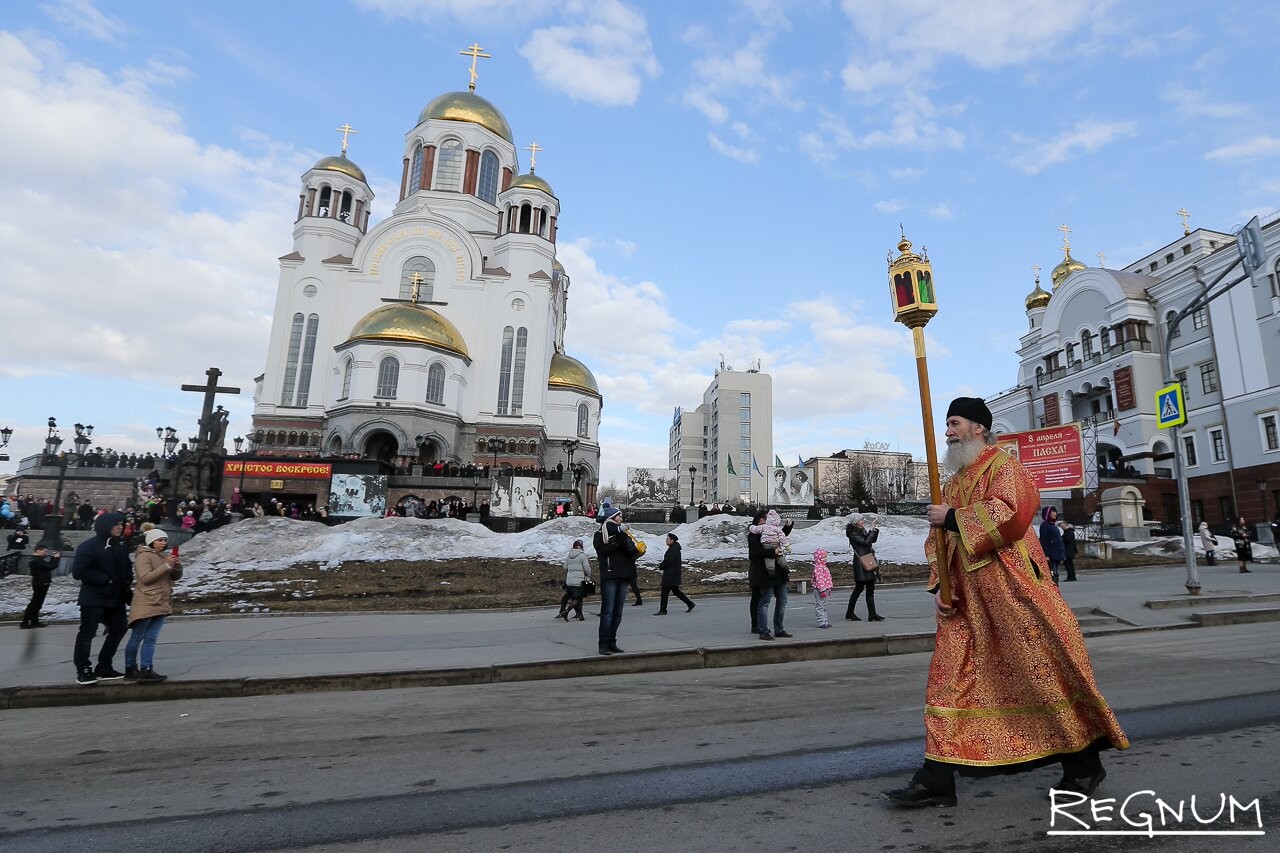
223,460,333,480
996,423,1085,491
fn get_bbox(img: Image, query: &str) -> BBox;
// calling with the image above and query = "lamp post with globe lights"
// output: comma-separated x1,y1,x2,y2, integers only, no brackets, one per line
39,418,93,548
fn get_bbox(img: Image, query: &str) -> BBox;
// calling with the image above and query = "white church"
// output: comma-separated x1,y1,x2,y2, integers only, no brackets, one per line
249,56,603,493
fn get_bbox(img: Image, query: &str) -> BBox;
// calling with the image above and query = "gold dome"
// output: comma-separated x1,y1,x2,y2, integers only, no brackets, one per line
508,171,554,196
418,91,513,142
1024,279,1051,311
548,352,599,396
312,154,367,183
1051,250,1086,289
347,303,470,358
552,259,565,272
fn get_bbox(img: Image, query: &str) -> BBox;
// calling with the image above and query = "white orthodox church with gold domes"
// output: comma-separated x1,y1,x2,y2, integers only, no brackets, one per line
248,56,602,505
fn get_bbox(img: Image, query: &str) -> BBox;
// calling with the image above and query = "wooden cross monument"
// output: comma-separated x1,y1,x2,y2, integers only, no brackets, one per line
182,367,241,451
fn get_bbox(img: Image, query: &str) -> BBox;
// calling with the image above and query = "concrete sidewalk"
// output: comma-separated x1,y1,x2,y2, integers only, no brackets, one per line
3,563,1277,709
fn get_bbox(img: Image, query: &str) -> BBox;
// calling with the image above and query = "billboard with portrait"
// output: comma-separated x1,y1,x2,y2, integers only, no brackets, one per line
626,467,680,505
509,476,544,518
767,466,815,507
329,473,389,518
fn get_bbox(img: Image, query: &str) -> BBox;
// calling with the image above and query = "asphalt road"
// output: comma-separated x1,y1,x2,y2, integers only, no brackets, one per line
2,622,1277,852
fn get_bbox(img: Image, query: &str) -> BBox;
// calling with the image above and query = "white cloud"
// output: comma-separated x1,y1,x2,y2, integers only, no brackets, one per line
1163,86,1247,120
889,167,925,179
929,202,953,220
41,0,126,44
354,0,534,21
519,0,660,107
1009,119,1137,174
875,199,906,214
683,90,728,123
1205,136,1280,162
708,131,759,164
800,98,964,166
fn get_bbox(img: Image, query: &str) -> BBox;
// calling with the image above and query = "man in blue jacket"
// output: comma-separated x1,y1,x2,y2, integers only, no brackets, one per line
71,512,133,685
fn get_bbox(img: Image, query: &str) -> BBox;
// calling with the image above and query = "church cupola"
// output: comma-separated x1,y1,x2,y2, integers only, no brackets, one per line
498,142,559,242
1024,267,1050,330
1050,223,1086,289
297,123,373,234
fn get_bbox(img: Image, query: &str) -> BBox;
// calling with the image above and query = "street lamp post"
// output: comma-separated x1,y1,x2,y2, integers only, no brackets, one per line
0,425,12,463
472,471,480,514
39,418,92,548
232,434,255,515
561,439,580,509
689,465,696,506
889,232,950,608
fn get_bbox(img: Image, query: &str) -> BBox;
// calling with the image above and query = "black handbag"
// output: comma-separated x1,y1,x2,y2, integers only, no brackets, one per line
580,579,597,596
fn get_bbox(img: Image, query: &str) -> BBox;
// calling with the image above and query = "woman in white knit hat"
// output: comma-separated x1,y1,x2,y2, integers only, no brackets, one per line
124,528,183,682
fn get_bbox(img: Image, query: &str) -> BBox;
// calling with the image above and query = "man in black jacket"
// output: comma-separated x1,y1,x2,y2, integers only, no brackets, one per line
593,506,636,655
21,544,61,628
70,512,132,685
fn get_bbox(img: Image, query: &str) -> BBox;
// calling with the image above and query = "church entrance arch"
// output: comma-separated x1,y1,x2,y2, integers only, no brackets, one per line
363,430,399,464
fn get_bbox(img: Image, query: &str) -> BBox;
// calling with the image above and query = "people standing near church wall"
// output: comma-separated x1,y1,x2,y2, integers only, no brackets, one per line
1231,517,1253,573
124,528,182,682
654,533,694,615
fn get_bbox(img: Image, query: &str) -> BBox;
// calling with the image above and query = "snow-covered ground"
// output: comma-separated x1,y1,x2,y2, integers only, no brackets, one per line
3,513,1272,622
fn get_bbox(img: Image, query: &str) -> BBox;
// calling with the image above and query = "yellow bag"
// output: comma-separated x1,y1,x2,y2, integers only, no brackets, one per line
625,529,647,556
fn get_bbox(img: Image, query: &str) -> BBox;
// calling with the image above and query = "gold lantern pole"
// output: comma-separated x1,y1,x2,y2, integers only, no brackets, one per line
888,232,951,607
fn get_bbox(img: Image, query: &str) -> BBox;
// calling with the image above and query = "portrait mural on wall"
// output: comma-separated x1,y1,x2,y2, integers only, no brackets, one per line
626,468,679,505
767,467,815,507
329,474,388,517
510,476,543,518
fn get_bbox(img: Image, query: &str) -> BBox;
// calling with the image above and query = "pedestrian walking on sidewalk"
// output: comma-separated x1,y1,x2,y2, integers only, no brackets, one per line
557,539,591,621
1060,520,1077,581
593,506,636,655
884,397,1127,809
812,548,833,628
1231,517,1253,573
124,529,182,682
70,512,133,685
654,533,694,615
1039,506,1064,584
749,511,790,639
845,517,884,622
1198,521,1217,566
20,544,60,629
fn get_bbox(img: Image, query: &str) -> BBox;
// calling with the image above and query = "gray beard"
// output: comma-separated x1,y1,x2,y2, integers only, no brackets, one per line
943,437,986,477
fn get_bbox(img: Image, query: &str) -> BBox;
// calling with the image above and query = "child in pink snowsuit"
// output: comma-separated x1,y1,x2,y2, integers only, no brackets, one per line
751,509,788,574
812,548,833,628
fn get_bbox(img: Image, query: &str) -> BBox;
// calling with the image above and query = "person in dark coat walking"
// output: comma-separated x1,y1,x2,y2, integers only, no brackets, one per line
1039,506,1065,584
70,512,133,685
845,517,884,621
593,507,636,655
654,533,694,614
1231,517,1253,573
1060,520,1078,581
21,544,61,628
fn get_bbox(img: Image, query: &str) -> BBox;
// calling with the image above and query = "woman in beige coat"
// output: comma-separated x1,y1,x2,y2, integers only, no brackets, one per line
124,528,183,682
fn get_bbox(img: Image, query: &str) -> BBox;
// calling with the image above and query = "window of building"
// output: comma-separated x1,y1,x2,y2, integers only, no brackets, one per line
577,403,589,437
375,357,400,398
1260,413,1279,452
1182,434,1197,467
293,314,320,406
739,476,751,493
1220,496,1235,522
1209,427,1226,462
408,144,424,194
303,283,317,297
510,327,528,415
740,422,751,437
1182,245,1192,256
1165,253,1175,264
1100,327,1111,350
1175,370,1188,400
426,363,446,404
1200,362,1218,394
496,326,514,414
739,437,751,450
1192,307,1208,330
1165,310,1180,340
740,392,750,405
435,139,464,191
1081,332,1093,359
400,257,436,301
1191,499,1204,526
279,313,305,405
340,357,353,400
740,407,750,422
477,150,500,205
1066,343,1075,365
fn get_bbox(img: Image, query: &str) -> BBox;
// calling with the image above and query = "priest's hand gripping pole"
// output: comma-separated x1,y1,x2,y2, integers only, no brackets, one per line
889,232,951,608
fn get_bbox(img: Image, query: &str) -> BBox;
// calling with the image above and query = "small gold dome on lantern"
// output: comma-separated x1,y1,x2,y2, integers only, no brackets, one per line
1025,277,1051,311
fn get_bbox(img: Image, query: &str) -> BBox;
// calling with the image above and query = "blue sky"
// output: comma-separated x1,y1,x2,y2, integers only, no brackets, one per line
2,0,1279,489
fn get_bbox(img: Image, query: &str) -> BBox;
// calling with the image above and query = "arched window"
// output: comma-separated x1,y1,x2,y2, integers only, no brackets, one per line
476,439,486,452
577,403,589,437
1034,367,1044,387
519,203,532,233
1081,331,1093,360
539,206,550,238
317,187,331,217
400,256,436,301
329,434,343,455
280,313,305,405
1100,326,1111,351
1166,310,1181,340
426,362,446,404
338,190,353,222
340,357,353,400
376,357,400,398
477,150,500,205
506,205,517,233
496,326,515,415
527,441,537,454
294,314,320,406
288,431,299,447
265,431,276,446
408,144,424,197
1065,342,1076,365
510,327,528,415
435,139,464,191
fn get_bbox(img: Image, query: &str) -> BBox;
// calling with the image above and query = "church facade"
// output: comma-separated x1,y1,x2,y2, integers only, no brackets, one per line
247,79,603,503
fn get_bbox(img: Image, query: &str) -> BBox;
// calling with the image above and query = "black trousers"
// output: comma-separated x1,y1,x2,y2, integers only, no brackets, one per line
659,586,693,611
912,741,1106,794
628,575,643,602
73,605,128,671
846,580,877,618
22,583,50,625
749,585,762,632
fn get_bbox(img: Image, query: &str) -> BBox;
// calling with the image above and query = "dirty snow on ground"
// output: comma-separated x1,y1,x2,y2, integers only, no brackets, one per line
3,512,1271,620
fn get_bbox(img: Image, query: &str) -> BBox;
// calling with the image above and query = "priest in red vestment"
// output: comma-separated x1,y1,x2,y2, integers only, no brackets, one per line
885,397,1129,808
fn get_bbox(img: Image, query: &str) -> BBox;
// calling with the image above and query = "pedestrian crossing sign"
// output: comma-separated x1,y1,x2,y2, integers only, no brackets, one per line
1155,383,1186,429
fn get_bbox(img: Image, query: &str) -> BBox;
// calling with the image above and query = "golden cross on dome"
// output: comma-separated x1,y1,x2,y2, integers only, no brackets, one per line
1097,251,1106,267
1031,263,1041,283
1058,223,1072,255
460,43,491,92
336,122,358,155
409,272,424,304
525,141,543,171
1178,207,1192,235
